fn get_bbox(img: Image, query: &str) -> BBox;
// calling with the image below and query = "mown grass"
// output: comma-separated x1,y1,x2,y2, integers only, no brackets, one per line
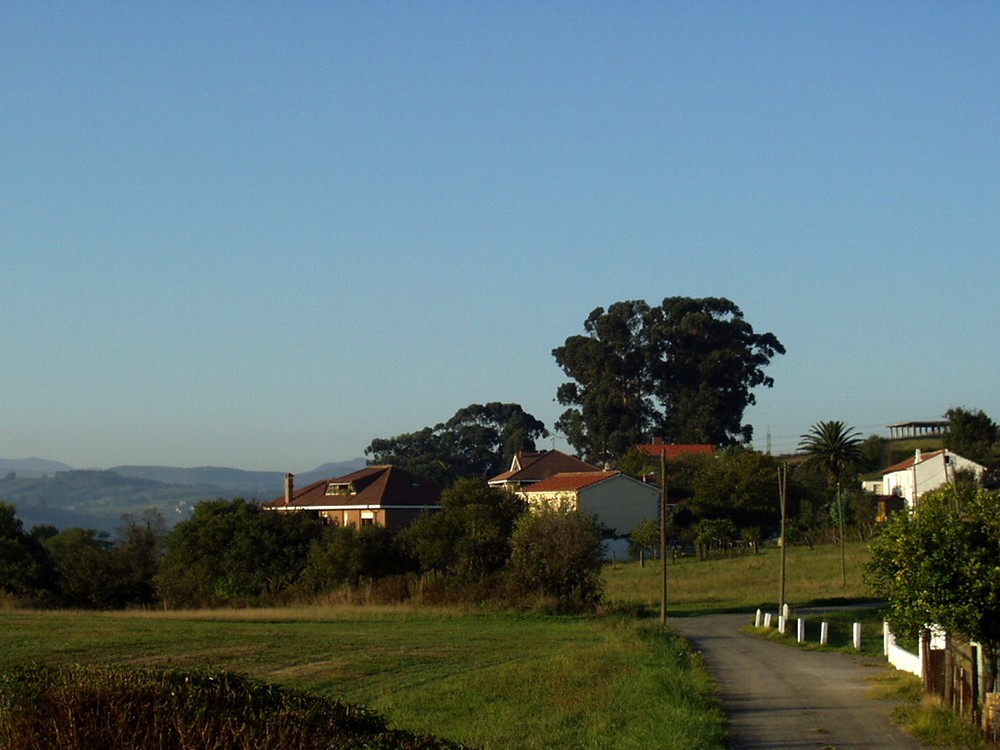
603,540,874,615
0,608,726,750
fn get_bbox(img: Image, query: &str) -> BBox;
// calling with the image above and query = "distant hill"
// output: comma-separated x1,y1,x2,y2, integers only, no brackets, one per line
0,457,75,479
108,459,367,496
0,458,367,532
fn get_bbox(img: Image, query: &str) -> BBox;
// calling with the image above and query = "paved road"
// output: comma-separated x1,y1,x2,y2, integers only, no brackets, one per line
668,613,923,750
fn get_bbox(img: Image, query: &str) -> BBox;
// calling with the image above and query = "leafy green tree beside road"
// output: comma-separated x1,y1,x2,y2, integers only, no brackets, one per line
866,486,1000,692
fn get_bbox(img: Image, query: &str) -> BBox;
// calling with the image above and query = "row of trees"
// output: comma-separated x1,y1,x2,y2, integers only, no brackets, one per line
0,504,164,608
0,483,606,612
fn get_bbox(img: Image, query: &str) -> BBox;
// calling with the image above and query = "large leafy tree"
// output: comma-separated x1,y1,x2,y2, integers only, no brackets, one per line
156,498,321,607
797,421,863,486
944,406,998,466
552,297,784,465
365,402,548,487
508,508,605,612
0,502,52,601
689,448,780,535
400,478,525,581
865,486,1000,691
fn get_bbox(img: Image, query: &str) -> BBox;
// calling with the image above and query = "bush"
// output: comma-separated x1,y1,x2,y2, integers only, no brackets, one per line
508,510,604,612
0,664,473,750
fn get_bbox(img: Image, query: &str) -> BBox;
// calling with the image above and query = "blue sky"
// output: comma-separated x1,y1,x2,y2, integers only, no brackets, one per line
3,3,998,471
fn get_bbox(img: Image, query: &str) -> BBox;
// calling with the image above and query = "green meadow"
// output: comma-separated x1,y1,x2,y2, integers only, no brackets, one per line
603,539,873,615
0,607,725,750
0,542,876,750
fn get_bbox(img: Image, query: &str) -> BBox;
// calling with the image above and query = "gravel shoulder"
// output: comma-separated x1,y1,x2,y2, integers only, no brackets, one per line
669,612,923,750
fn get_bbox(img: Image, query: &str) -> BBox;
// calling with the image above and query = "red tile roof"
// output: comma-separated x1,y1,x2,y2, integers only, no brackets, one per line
637,443,714,460
521,471,618,493
264,465,441,509
880,450,945,475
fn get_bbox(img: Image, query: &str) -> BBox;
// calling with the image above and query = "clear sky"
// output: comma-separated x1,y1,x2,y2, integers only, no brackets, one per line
3,3,998,471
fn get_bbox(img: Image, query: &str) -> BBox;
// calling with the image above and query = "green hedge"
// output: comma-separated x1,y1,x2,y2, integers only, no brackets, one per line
0,664,473,750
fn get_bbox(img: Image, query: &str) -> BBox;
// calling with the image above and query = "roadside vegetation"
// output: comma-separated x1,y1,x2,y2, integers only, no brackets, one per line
869,671,994,750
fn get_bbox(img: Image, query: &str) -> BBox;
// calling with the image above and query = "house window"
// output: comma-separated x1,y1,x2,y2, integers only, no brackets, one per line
360,517,374,527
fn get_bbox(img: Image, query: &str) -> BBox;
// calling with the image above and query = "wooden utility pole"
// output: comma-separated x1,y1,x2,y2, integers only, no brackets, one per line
660,449,668,626
838,482,846,587
778,463,787,614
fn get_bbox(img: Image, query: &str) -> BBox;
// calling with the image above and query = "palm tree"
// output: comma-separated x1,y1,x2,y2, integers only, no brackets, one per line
798,420,863,486
798,420,863,587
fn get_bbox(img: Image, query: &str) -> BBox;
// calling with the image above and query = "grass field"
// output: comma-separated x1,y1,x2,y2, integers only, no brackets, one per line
0,606,725,750
0,541,907,750
603,539,874,615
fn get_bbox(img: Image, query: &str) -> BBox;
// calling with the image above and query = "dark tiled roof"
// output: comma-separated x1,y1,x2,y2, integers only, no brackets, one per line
264,465,441,509
487,450,602,485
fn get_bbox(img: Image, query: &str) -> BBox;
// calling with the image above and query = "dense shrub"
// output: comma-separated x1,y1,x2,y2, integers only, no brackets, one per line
0,664,474,750
508,509,604,612
298,524,415,595
156,499,322,607
401,479,525,582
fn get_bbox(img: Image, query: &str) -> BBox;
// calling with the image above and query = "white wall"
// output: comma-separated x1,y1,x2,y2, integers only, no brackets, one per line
577,474,660,537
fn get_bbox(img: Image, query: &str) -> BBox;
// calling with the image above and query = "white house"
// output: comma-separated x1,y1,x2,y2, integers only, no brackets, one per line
516,471,661,538
879,449,986,508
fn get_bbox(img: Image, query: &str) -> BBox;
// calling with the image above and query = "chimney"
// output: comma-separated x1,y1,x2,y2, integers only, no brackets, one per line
284,473,294,505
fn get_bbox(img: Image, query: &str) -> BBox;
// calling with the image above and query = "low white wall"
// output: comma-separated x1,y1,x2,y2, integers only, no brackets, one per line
883,622,921,678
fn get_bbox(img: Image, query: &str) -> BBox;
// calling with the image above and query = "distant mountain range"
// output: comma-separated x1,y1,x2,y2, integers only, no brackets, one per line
0,457,366,532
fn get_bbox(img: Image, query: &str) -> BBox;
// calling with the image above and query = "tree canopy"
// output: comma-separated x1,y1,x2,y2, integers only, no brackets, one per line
689,447,780,534
364,403,548,487
797,420,863,486
552,297,785,464
400,478,525,581
156,499,321,607
944,406,998,466
865,486,1000,691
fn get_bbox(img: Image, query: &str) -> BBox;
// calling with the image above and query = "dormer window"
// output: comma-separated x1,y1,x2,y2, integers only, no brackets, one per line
325,482,353,496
